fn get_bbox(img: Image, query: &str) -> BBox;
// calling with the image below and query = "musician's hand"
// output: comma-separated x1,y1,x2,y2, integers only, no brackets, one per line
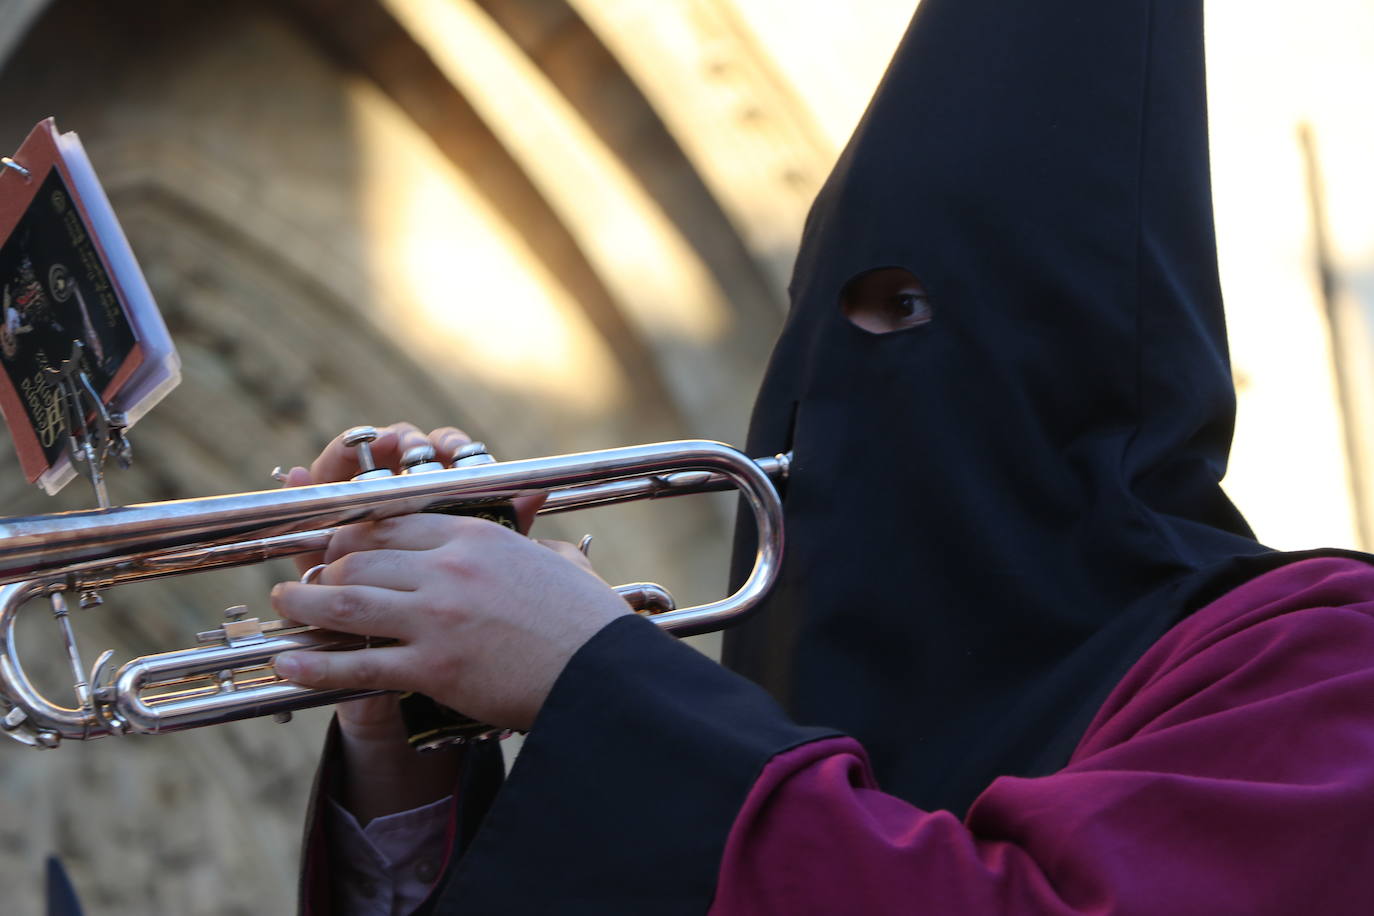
270,514,630,731
283,422,545,577
280,421,547,821
284,424,423,737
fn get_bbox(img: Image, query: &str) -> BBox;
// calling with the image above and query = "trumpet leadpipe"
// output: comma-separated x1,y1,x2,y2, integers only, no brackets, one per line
0,444,789,597
0,440,787,747
539,452,790,513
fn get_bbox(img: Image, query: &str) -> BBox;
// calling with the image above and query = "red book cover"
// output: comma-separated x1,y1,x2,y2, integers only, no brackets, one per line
0,118,178,492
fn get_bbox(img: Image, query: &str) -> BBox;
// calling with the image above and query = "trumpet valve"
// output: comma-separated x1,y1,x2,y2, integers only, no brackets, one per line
343,426,393,480
400,444,445,474
451,442,495,467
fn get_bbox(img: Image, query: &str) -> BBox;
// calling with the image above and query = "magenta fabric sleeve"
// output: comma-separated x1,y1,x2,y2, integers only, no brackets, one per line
711,557,1374,914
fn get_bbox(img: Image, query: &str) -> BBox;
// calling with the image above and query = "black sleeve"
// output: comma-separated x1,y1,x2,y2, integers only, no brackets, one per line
429,613,837,915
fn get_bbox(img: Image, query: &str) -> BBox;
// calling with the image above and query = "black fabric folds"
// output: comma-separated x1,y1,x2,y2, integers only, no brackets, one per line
724,0,1296,816
434,615,834,914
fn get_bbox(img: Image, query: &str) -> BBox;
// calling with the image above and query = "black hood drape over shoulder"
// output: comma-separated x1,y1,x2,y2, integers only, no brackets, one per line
724,0,1284,816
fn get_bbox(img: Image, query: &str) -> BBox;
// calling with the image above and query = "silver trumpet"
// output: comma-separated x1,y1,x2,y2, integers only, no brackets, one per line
0,438,788,749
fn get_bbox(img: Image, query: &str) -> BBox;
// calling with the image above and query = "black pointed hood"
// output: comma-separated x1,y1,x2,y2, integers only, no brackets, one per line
725,0,1283,815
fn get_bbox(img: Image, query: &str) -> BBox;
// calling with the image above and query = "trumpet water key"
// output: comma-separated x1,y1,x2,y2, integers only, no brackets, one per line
0,437,789,749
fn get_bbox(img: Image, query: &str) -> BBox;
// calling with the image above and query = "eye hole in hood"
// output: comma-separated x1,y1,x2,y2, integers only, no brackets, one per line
840,267,934,335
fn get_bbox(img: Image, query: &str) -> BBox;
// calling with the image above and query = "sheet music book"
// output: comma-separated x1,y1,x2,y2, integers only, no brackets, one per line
0,118,180,494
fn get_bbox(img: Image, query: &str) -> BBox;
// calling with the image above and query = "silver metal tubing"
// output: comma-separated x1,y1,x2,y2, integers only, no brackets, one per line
0,441,788,746
0,581,102,744
112,630,377,735
0,442,788,591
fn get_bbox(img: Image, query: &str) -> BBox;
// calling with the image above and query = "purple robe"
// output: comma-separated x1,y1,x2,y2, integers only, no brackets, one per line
711,557,1374,913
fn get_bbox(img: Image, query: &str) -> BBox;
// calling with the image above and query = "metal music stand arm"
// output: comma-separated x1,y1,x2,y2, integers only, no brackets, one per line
43,339,131,510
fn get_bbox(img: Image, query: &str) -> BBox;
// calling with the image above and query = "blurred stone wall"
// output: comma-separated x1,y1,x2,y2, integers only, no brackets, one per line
0,5,446,913
0,0,804,911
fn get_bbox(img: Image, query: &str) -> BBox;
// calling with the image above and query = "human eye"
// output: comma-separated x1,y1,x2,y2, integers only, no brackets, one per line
889,292,932,324
841,268,934,334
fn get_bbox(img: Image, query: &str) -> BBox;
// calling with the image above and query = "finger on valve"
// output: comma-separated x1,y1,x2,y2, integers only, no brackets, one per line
428,426,472,464
428,426,549,533
310,422,429,484
284,422,427,573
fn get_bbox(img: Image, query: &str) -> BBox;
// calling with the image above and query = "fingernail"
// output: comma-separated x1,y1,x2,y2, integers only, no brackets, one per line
275,467,309,488
275,654,303,679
